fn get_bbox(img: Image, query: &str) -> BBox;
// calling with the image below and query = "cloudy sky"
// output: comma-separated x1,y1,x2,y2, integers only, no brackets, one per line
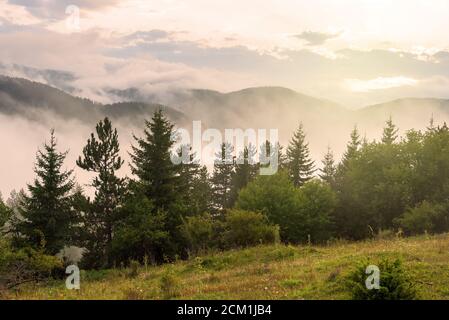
1,0,449,107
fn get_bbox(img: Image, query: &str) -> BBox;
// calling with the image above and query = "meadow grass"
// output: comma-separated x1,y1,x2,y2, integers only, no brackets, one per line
4,233,449,300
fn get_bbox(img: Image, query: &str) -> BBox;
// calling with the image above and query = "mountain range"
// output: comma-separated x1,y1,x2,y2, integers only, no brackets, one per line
1,74,449,159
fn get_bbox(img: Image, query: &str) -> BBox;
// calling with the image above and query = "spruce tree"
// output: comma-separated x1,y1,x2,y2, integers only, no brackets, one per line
129,110,182,259
14,130,75,254
260,140,286,173
230,144,259,205
382,117,399,144
211,142,235,213
320,146,337,185
77,117,125,267
176,144,212,216
130,110,178,210
340,125,361,171
286,123,315,187
0,194,11,233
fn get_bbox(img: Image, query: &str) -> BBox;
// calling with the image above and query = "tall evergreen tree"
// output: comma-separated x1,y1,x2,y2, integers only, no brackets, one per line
211,142,235,213
176,144,212,216
130,110,183,259
319,146,337,185
77,117,125,267
130,110,178,210
0,194,11,233
382,117,399,144
260,140,286,173
13,130,75,254
286,123,315,187
230,144,259,205
340,125,361,171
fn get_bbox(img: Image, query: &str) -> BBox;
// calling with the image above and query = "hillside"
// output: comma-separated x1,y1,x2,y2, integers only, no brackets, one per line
358,98,449,130
0,75,185,124
5,233,449,300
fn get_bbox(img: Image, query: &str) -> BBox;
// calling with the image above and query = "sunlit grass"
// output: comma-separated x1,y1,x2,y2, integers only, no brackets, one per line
4,233,449,300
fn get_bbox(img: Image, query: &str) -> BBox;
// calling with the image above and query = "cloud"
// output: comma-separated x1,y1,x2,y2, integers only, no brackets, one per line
344,77,418,92
294,30,340,46
6,0,122,19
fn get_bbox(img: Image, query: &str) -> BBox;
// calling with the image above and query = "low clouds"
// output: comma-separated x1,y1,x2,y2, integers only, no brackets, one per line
294,30,340,46
344,77,418,93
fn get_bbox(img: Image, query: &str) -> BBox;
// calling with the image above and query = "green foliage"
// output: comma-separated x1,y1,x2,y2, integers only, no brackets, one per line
180,213,215,255
77,117,125,267
286,123,315,187
130,109,178,210
335,139,411,239
319,146,337,186
236,173,336,243
111,192,169,266
230,145,259,205
12,130,76,255
347,258,418,300
396,201,449,235
295,179,336,243
211,143,235,212
176,145,212,216
0,196,11,232
236,171,298,242
222,209,280,248
382,117,399,144
0,239,62,291
129,110,185,261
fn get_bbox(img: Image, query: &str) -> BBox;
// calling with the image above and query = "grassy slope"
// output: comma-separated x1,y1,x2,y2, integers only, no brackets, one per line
5,233,449,300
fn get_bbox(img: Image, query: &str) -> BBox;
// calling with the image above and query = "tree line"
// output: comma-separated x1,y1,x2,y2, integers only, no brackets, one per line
2,110,449,270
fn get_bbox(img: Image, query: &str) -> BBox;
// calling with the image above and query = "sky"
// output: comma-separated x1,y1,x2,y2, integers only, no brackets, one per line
1,0,449,107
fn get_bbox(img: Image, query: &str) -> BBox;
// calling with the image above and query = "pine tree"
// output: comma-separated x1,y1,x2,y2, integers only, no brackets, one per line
260,140,286,173
230,144,259,205
340,125,361,171
319,146,336,185
14,130,75,254
211,142,235,213
77,117,125,267
176,144,212,216
382,117,399,144
286,123,315,187
0,193,11,233
130,109,178,210
129,110,183,259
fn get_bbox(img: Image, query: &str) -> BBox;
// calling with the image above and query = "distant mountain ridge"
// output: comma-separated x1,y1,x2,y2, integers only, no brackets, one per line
0,75,186,124
2,74,449,155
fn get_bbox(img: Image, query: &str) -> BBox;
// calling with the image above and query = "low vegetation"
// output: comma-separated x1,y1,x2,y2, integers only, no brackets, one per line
2,233,449,300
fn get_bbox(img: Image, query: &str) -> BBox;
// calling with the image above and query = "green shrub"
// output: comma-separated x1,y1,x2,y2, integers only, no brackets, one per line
346,258,418,300
396,201,449,235
0,239,63,291
179,213,214,255
236,173,336,243
222,209,280,248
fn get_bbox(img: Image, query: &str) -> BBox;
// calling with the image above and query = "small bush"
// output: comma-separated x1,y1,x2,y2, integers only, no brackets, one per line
346,258,418,300
160,270,181,299
0,239,62,291
222,209,280,248
180,213,214,255
396,201,449,236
